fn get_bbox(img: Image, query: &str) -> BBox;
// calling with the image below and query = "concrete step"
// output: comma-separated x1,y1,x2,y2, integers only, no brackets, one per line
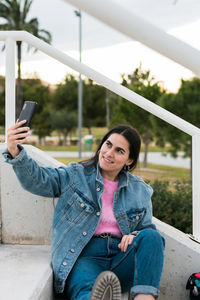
0,244,129,300
0,244,53,300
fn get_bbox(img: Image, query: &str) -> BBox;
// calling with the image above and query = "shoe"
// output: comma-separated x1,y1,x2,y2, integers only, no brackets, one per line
90,271,121,300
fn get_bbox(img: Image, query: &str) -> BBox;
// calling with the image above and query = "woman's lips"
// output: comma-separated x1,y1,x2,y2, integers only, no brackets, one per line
103,156,113,164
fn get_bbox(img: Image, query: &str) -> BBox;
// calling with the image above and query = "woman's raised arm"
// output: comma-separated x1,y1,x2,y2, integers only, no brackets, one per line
7,120,30,157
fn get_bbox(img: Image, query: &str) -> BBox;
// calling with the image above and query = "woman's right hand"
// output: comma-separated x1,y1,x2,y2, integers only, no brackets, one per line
7,120,30,158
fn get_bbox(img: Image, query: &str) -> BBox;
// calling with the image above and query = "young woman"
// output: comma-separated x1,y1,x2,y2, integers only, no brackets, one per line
4,121,165,300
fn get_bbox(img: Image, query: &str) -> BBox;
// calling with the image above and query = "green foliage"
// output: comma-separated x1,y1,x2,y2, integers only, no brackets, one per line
22,78,52,139
177,78,200,126
52,75,78,112
111,65,160,132
52,75,109,133
151,180,192,233
83,79,106,130
0,0,52,44
153,77,200,164
0,76,5,126
152,92,192,159
111,64,164,167
0,0,52,117
50,110,77,145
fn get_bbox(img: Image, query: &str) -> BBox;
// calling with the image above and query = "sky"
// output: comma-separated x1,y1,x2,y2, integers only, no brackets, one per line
1,0,200,92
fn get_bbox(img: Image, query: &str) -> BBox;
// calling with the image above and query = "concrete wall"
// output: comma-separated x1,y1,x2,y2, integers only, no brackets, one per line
1,144,200,299
0,144,61,244
154,217,200,299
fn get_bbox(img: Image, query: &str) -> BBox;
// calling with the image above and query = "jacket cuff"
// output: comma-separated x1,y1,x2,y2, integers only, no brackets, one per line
131,231,140,236
2,144,26,165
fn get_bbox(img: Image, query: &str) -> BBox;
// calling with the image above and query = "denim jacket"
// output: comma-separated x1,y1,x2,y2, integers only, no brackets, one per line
3,146,156,293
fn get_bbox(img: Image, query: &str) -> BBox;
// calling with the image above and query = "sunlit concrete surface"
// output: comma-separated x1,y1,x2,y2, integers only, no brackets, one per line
0,244,53,300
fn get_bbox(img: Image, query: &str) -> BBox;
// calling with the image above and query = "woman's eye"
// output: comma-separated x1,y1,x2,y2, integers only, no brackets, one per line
106,141,111,147
117,149,124,154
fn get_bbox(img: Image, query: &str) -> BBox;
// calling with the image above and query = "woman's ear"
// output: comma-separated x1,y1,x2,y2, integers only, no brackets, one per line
126,159,134,167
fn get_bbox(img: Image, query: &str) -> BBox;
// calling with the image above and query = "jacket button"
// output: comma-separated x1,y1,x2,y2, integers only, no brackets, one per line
136,215,139,220
62,261,67,266
96,187,100,191
82,232,87,236
70,248,75,253
96,212,100,216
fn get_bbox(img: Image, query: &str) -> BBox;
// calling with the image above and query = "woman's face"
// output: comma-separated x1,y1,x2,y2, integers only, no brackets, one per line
98,133,133,181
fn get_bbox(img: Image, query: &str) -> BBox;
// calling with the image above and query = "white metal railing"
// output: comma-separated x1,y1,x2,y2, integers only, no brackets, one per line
64,0,200,77
0,30,200,241
65,0,200,242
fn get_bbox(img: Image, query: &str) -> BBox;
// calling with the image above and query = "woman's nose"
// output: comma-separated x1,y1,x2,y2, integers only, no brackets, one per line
106,148,114,157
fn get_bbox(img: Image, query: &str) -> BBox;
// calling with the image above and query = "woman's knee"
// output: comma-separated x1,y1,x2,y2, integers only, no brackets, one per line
137,229,165,248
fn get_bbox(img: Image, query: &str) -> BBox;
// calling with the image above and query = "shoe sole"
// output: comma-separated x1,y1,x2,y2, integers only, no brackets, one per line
90,271,121,300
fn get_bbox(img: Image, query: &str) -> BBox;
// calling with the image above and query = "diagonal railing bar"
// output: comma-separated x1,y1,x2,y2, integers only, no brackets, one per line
0,30,200,240
0,31,199,136
64,0,200,77
64,0,200,240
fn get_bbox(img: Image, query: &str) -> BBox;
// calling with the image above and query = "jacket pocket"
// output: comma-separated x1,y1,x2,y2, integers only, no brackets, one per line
55,192,94,228
126,208,146,232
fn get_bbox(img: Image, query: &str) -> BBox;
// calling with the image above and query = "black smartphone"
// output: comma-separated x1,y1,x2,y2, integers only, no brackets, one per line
18,101,37,128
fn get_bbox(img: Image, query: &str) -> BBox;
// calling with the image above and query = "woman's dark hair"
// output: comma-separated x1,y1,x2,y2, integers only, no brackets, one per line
83,124,141,172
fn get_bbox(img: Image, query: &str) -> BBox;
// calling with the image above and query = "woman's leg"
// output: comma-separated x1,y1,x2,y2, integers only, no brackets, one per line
66,256,105,300
110,229,165,299
65,237,110,300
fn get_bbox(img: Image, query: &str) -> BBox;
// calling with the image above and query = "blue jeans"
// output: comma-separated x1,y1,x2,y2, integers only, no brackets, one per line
65,229,165,300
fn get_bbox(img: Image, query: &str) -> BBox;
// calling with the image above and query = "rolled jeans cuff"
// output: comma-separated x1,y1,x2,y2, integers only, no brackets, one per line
131,285,159,298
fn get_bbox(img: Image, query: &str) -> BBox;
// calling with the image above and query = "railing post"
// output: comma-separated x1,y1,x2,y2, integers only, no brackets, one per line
5,38,16,141
192,134,200,241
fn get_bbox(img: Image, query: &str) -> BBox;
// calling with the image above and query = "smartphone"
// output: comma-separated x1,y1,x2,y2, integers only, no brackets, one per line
18,101,37,128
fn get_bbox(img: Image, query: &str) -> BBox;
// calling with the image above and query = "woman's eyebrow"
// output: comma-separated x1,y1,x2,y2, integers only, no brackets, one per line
107,139,126,153
106,139,112,145
116,146,126,153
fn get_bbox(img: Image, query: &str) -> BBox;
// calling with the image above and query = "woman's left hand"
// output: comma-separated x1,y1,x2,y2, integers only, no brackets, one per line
118,234,135,252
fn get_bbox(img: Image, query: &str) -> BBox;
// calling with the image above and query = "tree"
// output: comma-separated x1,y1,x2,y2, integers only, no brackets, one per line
52,74,78,112
52,75,111,134
0,0,52,118
50,110,77,146
22,78,52,144
110,64,164,167
0,76,5,127
83,79,106,133
152,77,200,178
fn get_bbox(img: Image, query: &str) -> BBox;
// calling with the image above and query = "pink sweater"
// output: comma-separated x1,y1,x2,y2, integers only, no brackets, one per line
94,177,122,237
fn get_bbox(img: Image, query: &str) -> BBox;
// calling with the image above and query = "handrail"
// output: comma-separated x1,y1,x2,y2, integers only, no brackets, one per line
64,0,200,78
0,31,200,136
63,0,200,242
0,30,200,240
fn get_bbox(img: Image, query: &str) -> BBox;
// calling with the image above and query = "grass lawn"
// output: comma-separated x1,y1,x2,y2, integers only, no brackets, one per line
134,163,190,183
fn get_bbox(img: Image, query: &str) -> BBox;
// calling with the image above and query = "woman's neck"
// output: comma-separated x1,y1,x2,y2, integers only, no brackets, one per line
101,170,118,182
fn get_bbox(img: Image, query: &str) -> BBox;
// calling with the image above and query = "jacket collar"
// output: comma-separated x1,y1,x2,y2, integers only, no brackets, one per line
95,162,128,189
